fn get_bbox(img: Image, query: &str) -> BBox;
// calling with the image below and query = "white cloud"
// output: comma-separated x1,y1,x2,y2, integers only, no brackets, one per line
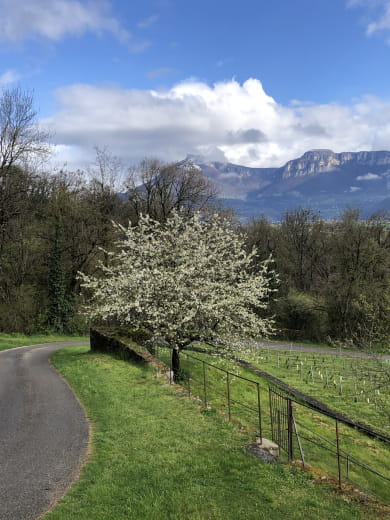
348,0,390,39
138,15,159,29
0,0,130,43
367,6,390,35
44,78,390,170
0,69,20,85
130,40,152,53
356,172,382,180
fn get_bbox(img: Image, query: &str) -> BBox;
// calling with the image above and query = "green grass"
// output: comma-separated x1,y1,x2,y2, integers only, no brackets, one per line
149,344,390,504
0,332,88,352
266,337,389,355
43,346,386,520
246,346,389,434
171,341,389,434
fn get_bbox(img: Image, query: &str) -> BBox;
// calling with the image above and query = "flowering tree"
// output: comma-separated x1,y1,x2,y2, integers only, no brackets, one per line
80,211,276,378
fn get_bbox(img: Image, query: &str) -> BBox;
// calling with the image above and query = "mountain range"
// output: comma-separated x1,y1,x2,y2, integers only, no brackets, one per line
185,149,390,220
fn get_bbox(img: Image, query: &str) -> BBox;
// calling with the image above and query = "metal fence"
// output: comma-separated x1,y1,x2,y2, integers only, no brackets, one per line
147,343,390,504
151,344,264,438
268,387,390,502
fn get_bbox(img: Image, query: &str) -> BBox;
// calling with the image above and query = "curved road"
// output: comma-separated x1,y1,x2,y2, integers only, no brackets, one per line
0,341,90,520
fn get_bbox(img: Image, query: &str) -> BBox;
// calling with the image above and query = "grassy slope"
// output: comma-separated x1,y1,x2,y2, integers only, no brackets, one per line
247,348,389,431
45,346,384,520
171,339,389,434
161,346,389,502
0,332,88,351
197,344,390,433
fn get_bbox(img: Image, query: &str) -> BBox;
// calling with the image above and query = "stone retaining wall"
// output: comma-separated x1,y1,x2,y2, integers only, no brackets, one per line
90,329,154,364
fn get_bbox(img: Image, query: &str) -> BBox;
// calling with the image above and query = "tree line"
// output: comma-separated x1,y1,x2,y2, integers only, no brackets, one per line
0,86,218,333
0,154,216,334
243,208,389,349
0,86,388,349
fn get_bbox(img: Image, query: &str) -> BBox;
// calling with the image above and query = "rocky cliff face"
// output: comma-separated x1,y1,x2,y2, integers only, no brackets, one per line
281,149,390,179
183,155,278,199
187,149,390,220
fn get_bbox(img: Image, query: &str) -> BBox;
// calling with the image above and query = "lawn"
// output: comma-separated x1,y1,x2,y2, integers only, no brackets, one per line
44,345,388,520
149,342,389,433
0,332,88,351
147,343,390,504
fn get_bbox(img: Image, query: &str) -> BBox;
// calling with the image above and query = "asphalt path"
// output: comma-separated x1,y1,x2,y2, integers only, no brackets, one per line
0,341,90,520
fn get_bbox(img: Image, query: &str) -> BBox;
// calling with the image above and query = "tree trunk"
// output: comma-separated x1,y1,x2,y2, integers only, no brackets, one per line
171,345,181,382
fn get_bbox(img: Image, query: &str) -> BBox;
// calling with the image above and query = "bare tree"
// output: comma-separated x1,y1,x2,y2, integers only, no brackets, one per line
87,146,124,192
0,87,50,170
0,87,51,252
125,158,217,222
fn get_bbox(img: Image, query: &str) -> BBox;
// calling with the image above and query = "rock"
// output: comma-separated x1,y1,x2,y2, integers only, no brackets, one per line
246,438,280,462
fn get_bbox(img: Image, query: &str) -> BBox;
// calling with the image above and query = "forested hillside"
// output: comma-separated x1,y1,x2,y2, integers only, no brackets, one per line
0,154,215,333
0,87,388,349
243,208,390,348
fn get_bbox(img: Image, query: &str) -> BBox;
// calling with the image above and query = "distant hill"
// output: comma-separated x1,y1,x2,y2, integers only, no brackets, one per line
183,149,390,220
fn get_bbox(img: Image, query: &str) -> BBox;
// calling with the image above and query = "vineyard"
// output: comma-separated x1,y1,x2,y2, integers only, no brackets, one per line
145,340,390,503
244,346,390,435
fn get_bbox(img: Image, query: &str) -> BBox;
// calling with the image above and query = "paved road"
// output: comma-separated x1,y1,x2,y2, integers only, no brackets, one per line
0,341,90,520
251,339,390,361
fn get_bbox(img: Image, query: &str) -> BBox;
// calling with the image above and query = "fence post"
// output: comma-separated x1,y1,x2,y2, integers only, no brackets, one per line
293,416,305,468
256,382,262,441
203,361,208,407
277,410,281,447
269,388,275,442
335,419,342,489
287,398,294,461
226,371,231,422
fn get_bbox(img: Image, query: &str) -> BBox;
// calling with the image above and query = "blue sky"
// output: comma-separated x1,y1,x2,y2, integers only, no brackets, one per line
2,0,390,170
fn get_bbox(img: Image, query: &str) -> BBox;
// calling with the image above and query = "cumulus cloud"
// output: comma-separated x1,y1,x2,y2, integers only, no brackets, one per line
225,128,267,145
44,78,390,170
0,0,130,43
356,172,382,180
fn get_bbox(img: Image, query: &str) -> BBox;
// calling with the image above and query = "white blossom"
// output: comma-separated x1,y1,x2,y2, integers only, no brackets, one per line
79,211,276,350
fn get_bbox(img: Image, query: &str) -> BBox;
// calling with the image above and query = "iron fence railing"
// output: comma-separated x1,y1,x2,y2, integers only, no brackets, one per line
148,343,390,504
268,387,390,503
